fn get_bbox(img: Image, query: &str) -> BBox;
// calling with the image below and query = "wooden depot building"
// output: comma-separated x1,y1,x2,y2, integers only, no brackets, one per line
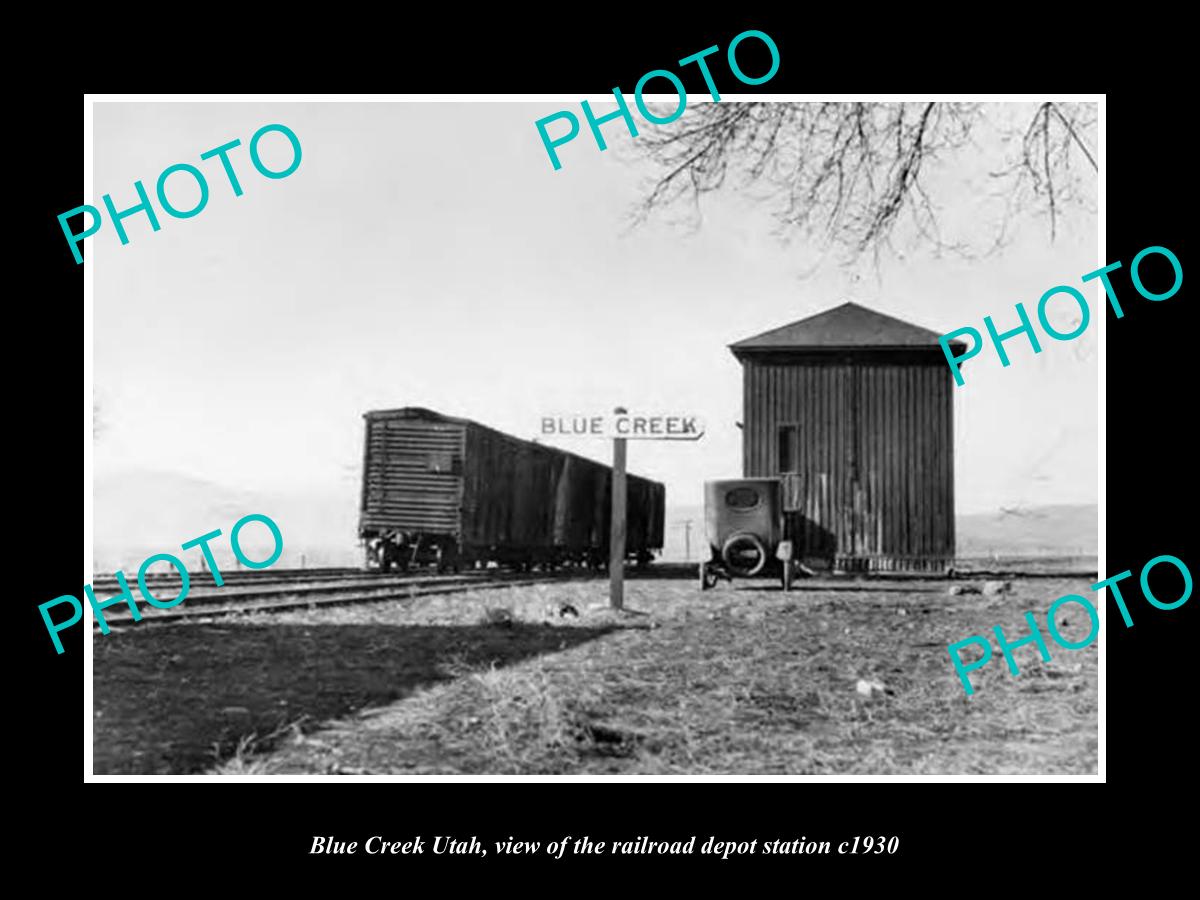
729,301,966,573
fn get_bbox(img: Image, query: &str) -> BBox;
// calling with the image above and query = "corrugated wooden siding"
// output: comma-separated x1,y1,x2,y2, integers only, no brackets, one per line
463,427,564,548
742,356,954,570
360,410,665,555
462,425,664,551
360,418,464,533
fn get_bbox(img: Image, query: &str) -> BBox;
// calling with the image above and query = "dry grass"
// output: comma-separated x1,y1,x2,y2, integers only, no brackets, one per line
467,662,580,773
209,718,308,775
93,572,1098,775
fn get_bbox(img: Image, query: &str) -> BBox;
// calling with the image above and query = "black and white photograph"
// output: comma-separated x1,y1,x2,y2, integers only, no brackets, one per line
84,96,1103,778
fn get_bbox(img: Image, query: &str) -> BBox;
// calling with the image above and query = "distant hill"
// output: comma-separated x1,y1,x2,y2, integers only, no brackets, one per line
956,503,1096,557
93,469,361,574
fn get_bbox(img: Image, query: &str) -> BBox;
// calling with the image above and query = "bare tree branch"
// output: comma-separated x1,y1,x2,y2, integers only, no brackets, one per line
630,101,1098,261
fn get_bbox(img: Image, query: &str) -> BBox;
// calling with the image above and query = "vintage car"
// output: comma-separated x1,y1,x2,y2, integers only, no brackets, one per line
699,477,797,591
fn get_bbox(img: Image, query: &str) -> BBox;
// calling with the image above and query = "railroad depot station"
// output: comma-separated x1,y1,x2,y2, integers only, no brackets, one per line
730,301,964,574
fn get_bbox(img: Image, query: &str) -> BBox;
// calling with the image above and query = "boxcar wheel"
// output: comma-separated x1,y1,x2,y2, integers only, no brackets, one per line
436,545,462,575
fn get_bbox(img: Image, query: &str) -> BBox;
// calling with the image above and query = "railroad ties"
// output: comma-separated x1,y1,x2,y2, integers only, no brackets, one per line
87,567,596,628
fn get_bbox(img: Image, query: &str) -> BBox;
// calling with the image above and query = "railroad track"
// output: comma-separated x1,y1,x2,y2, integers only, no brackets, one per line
94,568,602,628
91,567,364,593
89,559,1097,629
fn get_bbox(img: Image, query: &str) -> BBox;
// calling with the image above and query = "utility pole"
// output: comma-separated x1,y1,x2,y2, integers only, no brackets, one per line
670,519,695,561
609,406,627,610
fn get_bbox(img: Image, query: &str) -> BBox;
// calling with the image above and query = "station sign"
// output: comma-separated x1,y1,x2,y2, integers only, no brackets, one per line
540,414,705,441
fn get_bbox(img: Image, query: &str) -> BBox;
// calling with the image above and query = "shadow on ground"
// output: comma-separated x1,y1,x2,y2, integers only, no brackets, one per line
735,583,945,594
93,622,615,775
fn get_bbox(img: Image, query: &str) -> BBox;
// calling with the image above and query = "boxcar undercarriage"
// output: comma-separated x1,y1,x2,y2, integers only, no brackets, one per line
365,530,655,573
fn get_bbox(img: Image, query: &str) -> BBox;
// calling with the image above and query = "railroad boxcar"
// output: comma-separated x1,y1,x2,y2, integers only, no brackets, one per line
358,407,665,572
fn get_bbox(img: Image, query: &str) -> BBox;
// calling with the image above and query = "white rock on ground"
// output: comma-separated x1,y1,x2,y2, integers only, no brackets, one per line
855,679,887,697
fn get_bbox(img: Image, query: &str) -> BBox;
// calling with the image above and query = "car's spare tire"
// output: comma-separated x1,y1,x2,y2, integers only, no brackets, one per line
721,532,768,577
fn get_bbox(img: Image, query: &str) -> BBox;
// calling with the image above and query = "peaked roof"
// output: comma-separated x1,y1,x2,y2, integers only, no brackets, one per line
730,301,963,354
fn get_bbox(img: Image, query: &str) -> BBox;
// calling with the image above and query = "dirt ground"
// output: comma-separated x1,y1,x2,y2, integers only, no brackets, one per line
92,573,1098,775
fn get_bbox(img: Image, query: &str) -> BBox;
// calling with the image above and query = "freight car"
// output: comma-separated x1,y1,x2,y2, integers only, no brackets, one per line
358,407,666,572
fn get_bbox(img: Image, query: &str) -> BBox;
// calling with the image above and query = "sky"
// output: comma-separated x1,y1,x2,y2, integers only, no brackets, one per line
92,100,1099,557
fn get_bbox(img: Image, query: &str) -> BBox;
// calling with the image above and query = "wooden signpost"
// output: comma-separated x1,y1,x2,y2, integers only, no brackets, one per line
541,409,705,610
610,408,628,609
